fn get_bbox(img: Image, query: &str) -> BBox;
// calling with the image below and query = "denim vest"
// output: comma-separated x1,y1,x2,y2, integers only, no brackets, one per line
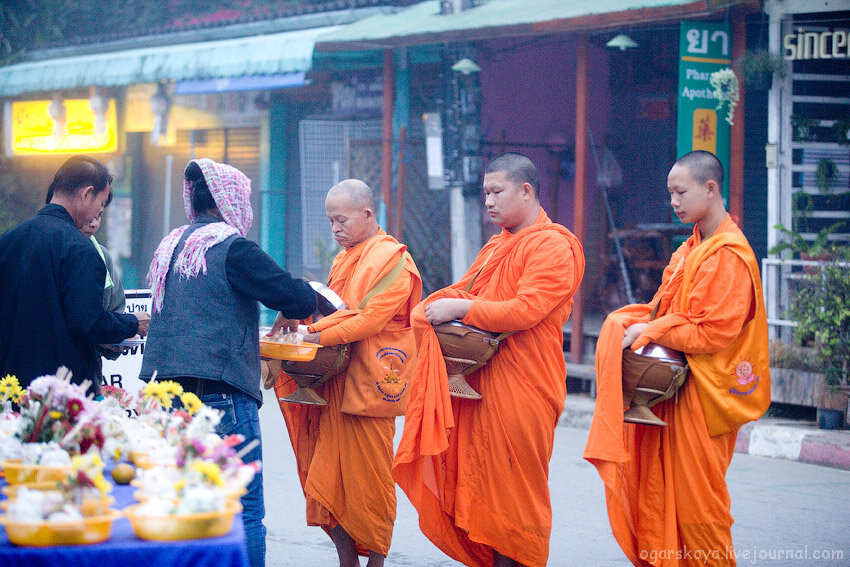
140,223,261,402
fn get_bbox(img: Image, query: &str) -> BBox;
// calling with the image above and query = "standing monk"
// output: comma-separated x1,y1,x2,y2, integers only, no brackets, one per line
272,179,422,567
584,151,771,566
393,153,585,567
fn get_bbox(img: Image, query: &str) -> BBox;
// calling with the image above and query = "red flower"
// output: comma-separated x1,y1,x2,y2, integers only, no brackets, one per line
66,398,84,419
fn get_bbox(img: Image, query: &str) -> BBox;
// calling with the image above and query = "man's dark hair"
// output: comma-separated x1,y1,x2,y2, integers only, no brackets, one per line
186,161,216,214
45,155,113,203
485,153,539,194
675,150,724,187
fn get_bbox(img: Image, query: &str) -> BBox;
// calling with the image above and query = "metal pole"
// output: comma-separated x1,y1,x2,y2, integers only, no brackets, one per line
570,35,588,364
163,154,173,239
587,124,635,305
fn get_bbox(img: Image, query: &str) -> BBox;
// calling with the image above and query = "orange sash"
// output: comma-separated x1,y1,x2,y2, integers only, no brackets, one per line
307,231,422,417
678,232,771,436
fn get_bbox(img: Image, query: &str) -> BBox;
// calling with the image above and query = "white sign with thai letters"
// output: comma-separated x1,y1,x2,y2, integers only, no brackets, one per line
100,289,150,396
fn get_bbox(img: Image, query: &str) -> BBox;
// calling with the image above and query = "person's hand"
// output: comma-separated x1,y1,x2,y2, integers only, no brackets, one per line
135,311,151,337
425,298,472,326
622,322,649,349
301,332,320,344
271,312,301,336
261,359,282,390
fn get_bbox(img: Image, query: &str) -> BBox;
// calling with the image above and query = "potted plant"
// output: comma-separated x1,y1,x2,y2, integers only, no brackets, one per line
832,116,850,145
816,158,839,193
734,49,787,91
791,115,816,142
786,244,850,428
770,220,846,264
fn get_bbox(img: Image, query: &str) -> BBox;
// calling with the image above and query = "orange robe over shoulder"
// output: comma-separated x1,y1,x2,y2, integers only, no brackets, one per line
274,230,422,556
393,209,585,567
583,215,771,567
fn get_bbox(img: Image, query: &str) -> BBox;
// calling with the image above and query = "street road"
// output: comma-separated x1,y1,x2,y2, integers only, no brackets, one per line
259,389,850,566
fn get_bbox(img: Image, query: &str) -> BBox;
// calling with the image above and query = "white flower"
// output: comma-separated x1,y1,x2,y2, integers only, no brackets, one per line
709,68,740,126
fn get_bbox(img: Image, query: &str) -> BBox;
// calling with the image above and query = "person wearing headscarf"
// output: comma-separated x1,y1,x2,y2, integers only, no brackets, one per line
140,158,316,567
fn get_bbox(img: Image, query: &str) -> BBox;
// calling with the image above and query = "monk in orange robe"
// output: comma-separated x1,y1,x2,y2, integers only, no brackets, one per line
270,179,422,567
584,150,771,567
393,153,585,567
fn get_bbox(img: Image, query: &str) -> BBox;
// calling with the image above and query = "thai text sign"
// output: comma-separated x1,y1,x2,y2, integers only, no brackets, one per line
5,99,117,156
101,290,150,396
677,21,731,202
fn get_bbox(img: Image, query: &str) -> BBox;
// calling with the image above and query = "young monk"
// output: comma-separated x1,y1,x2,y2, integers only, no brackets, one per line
270,179,422,567
584,150,771,566
393,153,585,567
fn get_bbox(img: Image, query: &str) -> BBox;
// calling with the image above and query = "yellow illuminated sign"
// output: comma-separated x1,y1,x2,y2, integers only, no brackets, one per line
8,99,117,155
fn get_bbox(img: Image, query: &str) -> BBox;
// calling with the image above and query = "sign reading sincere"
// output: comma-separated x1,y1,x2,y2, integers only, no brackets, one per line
784,29,850,60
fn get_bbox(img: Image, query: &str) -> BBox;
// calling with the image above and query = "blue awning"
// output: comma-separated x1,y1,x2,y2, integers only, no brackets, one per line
0,25,341,97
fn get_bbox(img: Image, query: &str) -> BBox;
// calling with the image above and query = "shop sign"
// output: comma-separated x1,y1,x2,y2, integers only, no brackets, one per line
676,21,732,203
331,72,383,117
4,99,117,156
784,29,850,60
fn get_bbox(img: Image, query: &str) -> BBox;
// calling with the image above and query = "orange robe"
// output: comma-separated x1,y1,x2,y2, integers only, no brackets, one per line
274,230,422,556
393,209,585,567
584,215,771,567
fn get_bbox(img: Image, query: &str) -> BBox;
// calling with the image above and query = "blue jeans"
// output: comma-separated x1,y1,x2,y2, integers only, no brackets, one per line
203,391,266,567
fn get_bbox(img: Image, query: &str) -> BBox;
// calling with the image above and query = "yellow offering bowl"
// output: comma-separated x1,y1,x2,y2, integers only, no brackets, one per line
1,459,72,485
123,500,242,541
0,509,121,546
259,340,320,362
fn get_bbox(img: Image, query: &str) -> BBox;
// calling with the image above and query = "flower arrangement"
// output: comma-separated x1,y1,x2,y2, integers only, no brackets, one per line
14,368,105,457
6,453,112,522
131,403,259,515
0,374,23,409
140,380,184,411
709,68,740,126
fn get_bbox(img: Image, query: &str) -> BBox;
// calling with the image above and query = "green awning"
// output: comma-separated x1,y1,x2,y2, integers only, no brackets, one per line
0,25,342,97
315,0,717,50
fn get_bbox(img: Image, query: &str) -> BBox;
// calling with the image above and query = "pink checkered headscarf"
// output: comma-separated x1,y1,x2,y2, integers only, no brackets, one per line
147,158,253,312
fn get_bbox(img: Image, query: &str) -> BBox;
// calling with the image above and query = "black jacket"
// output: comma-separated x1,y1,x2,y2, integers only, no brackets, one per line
0,204,138,390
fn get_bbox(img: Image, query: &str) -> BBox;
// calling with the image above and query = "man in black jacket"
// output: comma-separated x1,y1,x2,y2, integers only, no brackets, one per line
0,155,149,392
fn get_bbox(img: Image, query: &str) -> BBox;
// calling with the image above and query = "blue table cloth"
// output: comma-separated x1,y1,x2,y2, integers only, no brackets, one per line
0,477,250,567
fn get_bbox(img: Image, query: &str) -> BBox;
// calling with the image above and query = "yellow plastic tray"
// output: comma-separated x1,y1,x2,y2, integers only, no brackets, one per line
0,509,121,546
259,340,320,361
1,459,72,485
1,481,60,499
123,500,241,541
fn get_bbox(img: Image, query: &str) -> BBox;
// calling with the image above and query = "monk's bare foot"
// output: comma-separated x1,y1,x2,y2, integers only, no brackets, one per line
494,549,523,567
330,525,360,567
365,552,385,567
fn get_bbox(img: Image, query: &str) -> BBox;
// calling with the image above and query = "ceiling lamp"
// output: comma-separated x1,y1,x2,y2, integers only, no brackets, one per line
606,34,638,51
451,57,481,75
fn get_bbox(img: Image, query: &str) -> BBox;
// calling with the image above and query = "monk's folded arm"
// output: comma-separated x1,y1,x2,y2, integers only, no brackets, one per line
637,249,754,354
464,241,576,332
316,270,413,346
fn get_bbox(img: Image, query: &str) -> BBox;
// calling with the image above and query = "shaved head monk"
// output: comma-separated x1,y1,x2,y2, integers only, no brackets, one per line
393,153,585,566
584,150,771,566
270,178,422,567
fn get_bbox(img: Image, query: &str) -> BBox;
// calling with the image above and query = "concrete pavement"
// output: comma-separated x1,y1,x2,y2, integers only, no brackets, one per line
561,394,850,471
259,388,850,566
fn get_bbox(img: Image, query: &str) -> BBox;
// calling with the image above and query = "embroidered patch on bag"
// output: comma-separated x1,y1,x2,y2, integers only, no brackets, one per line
374,347,408,403
729,360,759,396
